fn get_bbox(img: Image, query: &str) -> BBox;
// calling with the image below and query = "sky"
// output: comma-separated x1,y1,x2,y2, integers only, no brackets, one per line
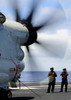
0,0,71,71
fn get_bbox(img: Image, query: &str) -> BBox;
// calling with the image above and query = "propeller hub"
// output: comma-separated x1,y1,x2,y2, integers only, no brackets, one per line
23,21,37,46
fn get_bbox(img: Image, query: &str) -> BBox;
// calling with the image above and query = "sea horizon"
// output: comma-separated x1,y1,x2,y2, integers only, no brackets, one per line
20,71,71,82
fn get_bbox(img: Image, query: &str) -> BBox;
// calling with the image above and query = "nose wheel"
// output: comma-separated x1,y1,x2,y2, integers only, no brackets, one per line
6,90,12,100
0,88,12,99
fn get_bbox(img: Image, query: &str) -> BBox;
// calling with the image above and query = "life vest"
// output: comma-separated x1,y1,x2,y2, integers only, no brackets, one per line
48,71,57,83
60,72,69,80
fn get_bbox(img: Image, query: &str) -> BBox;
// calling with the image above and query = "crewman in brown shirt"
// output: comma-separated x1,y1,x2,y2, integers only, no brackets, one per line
47,67,57,93
60,68,69,92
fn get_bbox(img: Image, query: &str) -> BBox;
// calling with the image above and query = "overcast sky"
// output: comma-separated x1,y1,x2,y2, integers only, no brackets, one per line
0,0,71,71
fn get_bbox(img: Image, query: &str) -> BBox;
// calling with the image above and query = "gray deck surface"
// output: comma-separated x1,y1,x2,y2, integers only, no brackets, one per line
11,83,71,100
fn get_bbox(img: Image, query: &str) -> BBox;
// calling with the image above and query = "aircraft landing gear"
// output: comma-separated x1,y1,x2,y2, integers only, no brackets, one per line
0,88,12,99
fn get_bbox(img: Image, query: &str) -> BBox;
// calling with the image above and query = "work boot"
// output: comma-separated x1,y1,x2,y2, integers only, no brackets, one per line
60,90,63,92
46,91,50,93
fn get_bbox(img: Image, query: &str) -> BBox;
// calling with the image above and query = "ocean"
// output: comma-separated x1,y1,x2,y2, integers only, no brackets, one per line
20,71,71,82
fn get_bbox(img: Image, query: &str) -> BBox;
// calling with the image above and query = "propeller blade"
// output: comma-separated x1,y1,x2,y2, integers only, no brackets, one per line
34,15,65,32
26,46,30,54
20,19,26,24
26,0,39,24
35,41,41,45
15,9,21,22
33,3,66,31
34,24,46,31
35,33,67,58
24,45,40,71
9,0,21,22
27,50,39,71
26,8,34,23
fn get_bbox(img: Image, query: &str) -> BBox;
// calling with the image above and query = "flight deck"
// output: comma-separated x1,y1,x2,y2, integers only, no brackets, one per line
10,82,71,100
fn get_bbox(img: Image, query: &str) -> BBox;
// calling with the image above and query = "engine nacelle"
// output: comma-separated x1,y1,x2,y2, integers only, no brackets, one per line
0,13,29,84
0,58,25,83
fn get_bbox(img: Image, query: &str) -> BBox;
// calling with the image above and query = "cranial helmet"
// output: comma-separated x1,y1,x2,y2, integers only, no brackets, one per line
50,67,54,70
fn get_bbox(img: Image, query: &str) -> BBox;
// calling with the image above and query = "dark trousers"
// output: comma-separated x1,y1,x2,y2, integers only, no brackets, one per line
47,81,55,92
60,80,68,92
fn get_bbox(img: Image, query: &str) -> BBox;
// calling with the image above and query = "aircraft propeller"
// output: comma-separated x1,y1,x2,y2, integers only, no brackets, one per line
10,0,66,72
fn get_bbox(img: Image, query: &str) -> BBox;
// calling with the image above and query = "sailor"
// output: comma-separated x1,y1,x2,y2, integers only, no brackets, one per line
47,67,57,93
60,68,69,92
